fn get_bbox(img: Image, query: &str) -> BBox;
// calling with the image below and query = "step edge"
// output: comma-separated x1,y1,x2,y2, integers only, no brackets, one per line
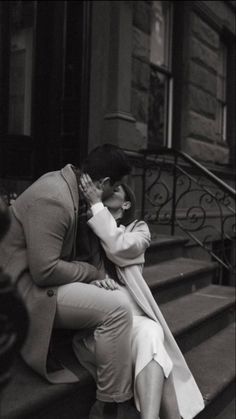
171,301,235,337
149,236,189,249
145,264,217,289
186,323,236,404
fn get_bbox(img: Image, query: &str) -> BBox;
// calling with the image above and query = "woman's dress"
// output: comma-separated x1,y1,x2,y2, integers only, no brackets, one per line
73,283,173,412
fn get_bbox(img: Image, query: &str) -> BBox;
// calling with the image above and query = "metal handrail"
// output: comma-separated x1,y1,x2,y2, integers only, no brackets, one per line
126,147,236,277
140,147,236,198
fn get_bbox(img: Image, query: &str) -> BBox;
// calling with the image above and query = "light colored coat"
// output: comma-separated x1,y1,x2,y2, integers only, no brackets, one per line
0,164,98,383
87,207,205,419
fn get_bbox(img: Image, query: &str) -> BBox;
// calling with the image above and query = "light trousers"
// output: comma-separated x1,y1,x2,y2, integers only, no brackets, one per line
54,282,133,402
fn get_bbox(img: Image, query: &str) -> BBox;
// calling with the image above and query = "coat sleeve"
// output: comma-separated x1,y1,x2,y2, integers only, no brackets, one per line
23,198,98,287
88,207,151,267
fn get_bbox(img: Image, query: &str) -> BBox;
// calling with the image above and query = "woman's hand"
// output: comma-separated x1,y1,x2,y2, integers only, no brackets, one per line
79,173,103,206
92,277,119,291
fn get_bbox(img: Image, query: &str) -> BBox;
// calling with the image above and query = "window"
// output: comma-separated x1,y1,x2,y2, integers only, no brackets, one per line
8,1,35,135
148,1,173,149
216,40,227,143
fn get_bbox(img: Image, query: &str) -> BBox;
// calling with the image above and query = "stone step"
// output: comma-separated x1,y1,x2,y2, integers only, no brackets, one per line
161,284,235,352
186,323,235,419
144,257,218,303
1,285,234,419
0,357,95,419
213,398,235,419
145,234,188,265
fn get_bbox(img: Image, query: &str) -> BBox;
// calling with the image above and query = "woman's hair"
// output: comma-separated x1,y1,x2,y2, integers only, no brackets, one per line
81,144,132,184
119,183,136,226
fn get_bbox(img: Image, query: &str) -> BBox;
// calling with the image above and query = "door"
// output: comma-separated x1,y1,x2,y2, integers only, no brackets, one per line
0,1,91,180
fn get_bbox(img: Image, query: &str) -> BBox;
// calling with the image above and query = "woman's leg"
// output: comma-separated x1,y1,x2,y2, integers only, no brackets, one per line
131,317,174,419
160,373,181,419
136,359,164,419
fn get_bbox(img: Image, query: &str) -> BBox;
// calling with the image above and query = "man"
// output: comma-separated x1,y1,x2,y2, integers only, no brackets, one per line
0,196,28,395
0,144,138,418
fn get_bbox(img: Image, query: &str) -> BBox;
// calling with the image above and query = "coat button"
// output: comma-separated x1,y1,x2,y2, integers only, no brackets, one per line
47,289,54,297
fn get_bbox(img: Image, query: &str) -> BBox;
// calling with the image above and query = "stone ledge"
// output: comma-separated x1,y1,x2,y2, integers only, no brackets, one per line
185,137,229,164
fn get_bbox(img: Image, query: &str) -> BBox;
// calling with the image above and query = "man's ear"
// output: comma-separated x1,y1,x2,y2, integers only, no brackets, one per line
122,201,131,211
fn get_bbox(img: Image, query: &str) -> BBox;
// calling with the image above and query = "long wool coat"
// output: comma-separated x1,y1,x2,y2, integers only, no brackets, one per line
0,164,98,383
86,207,205,419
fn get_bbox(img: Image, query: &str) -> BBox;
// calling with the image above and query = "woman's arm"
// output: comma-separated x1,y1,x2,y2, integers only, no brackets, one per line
79,173,151,267
88,206,151,267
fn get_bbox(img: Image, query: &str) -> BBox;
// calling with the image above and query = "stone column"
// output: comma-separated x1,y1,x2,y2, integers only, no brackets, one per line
102,1,137,149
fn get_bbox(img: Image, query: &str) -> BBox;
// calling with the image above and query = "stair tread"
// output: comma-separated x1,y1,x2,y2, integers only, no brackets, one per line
149,234,188,248
185,323,235,403
1,356,90,419
144,257,217,288
1,284,235,419
160,284,235,336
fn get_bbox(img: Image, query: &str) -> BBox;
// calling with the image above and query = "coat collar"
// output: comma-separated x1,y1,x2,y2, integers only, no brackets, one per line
60,164,79,211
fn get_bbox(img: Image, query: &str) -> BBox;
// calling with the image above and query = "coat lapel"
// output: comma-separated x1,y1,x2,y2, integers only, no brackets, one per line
60,164,79,258
60,164,79,212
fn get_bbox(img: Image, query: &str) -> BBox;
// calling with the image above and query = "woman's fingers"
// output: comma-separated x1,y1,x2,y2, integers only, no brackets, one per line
80,173,93,189
106,278,119,290
93,278,119,291
79,173,102,205
84,173,93,185
80,175,90,193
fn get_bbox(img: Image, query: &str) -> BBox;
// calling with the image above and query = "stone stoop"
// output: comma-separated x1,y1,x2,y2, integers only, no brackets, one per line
145,234,189,265
1,235,235,419
186,323,235,419
143,256,218,303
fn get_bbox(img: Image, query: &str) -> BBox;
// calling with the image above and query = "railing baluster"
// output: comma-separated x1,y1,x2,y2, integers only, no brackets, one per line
141,153,146,220
136,147,236,276
171,154,178,236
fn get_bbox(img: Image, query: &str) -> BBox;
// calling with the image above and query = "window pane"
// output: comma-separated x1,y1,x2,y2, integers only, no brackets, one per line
217,42,226,101
148,68,169,147
150,1,172,68
8,1,35,135
216,41,227,142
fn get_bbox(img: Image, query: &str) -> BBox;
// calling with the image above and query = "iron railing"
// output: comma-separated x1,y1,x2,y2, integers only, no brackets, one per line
1,149,235,277
137,148,236,276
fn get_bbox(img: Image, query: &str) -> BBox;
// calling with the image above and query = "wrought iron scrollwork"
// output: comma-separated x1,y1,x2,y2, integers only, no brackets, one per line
141,148,236,276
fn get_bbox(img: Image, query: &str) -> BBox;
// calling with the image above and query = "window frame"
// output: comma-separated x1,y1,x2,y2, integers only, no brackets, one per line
148,0,174,149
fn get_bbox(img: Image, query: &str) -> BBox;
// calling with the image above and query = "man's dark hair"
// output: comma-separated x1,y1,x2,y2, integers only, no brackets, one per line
81,144,132,183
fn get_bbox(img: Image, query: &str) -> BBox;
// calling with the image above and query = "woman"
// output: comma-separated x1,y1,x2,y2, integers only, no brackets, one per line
73,175,205,419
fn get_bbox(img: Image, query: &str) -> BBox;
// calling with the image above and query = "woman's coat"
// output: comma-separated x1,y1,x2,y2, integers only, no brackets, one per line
0,164,98,383
87,207,205,419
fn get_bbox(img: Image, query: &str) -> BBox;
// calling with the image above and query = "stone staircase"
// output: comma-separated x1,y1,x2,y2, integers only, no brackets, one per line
1,235,235,419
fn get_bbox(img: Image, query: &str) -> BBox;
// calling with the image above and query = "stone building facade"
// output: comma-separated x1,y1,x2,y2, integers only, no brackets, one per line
129,1,236,165
0,1,235,192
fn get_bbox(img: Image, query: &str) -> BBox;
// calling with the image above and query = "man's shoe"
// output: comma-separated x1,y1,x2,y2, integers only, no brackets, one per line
89,400,117,419
117,399,140,419
89,399,140,419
